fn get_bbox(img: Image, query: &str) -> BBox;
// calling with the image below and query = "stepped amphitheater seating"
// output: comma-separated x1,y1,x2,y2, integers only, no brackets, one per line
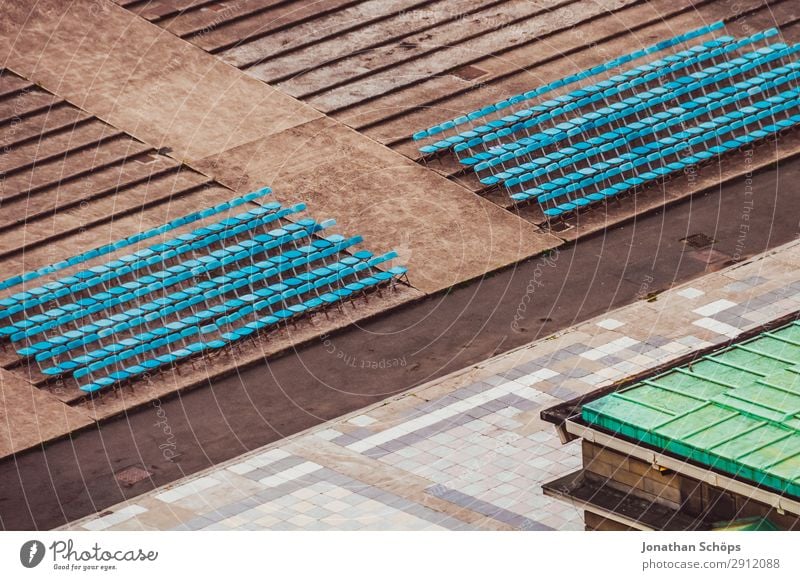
412,22,800,222
0,189,407,394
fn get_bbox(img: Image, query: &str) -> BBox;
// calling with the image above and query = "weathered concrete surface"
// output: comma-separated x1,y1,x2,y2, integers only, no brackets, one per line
0,0,322,162
0,368,93,457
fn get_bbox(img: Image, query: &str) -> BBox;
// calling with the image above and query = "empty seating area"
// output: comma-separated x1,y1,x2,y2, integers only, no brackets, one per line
412,22,800,223
0,189,407,396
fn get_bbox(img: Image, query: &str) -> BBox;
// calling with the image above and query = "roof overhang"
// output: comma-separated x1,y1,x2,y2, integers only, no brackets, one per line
561,417,800,516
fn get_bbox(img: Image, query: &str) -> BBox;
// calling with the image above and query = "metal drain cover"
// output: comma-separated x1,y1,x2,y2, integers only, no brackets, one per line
115,465,152,486
681,233,715,249
452,65,488,81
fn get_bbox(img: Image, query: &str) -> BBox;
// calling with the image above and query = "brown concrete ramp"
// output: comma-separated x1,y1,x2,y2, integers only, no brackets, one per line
195,116,559,294
0,0,321,161
0,368,93,456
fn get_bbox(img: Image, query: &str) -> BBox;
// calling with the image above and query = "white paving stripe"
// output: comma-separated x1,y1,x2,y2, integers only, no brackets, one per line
677,287,705,299
693,298,737,316
226,448,293,475
580,336,639,361
258,461,324,487
347,378,553,453
596,318,625,330
693,316,741,338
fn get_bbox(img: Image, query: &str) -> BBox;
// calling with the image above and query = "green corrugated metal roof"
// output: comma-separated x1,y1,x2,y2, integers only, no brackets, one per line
582,321,800,497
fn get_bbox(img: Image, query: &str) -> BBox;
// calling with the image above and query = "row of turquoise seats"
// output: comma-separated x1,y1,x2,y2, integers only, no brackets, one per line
458,35,784,157
66,250,394,380
26,231,347,366
477,57,798,184
78,262,408,394
420,30,769,155
450,30,782,155
412,22,724,140
2,215,318,342
0,201,294,317
538,127,776,218
493,66,800,188
463,44,798,168
458,41,799,166
496,67,800,186
538,117,800,217
0,199,297,318
57,247,373,378
9,219,331,347
420,35,740,155
32,231,355,365
80,266,406,393
525,93,800,206
427,30,784,155
0,187,272,293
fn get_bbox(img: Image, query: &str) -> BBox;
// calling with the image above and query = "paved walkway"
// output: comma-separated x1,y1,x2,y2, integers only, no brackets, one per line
65,240,800,531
